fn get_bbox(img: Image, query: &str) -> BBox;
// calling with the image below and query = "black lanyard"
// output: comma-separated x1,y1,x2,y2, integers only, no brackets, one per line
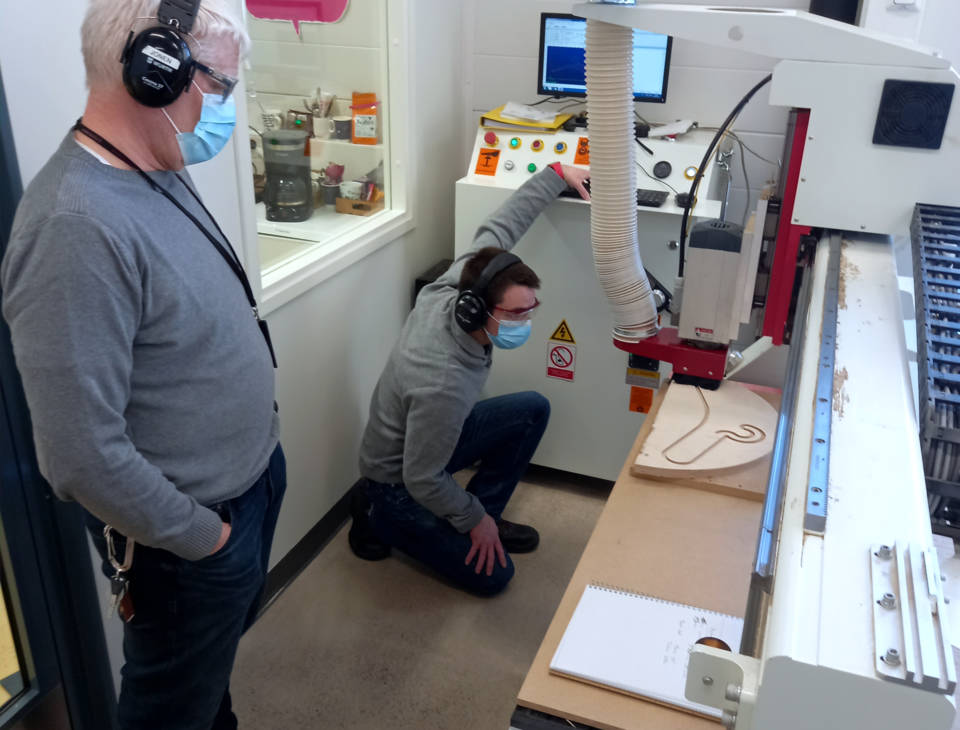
73,120,276,368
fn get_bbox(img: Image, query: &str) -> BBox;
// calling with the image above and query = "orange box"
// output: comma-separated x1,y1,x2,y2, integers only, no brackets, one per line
351,92,379,145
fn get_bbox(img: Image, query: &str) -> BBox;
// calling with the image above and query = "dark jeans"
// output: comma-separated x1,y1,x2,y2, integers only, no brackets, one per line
87,444,287,730
366,391,550,596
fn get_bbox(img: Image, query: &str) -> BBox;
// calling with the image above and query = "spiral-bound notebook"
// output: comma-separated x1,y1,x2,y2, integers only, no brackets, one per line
549,584,743,719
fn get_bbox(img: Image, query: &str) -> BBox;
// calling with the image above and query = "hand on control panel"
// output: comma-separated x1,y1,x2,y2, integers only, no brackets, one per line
560,165,591,201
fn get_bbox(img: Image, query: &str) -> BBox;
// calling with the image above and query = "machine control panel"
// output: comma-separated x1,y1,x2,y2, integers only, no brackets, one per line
466,126,723,218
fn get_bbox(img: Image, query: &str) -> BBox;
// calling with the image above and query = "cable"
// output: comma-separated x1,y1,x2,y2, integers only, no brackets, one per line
526,95,580,106
738,138,750,228
699,128,781,168
678,74,772,278
636,158,679,194
734,135,780,168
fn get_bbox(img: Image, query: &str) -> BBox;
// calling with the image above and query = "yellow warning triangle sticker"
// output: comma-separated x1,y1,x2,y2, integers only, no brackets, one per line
549,319,575,344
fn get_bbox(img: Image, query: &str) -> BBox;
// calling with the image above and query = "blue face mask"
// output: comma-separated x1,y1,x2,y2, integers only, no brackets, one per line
486,320,532,350
163,84,236,166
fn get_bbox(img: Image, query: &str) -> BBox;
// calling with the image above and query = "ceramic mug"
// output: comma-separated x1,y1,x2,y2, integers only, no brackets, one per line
330,115,352,140
321,182,339,206
339,181,364,200
312,116,330,139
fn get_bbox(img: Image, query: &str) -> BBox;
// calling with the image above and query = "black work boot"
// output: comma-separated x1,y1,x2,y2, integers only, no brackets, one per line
496,519,540,553
348,480,391,561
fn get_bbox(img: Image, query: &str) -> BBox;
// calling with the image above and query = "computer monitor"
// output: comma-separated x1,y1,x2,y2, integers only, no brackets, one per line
537,13,672,103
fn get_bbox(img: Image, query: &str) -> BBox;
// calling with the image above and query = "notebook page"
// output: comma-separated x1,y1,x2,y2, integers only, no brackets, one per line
549,584,744,718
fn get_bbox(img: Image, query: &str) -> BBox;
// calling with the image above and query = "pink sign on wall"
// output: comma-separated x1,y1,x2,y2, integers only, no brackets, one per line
246,0,350,34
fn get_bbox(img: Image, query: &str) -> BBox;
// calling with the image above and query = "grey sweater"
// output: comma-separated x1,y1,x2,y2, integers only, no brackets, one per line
358,168,567,532
2,135,279,560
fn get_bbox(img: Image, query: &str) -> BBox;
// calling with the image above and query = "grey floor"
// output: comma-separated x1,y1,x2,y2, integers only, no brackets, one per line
231,471,609,730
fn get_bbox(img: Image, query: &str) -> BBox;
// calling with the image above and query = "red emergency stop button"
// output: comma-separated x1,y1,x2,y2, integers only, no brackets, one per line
483,132,498,146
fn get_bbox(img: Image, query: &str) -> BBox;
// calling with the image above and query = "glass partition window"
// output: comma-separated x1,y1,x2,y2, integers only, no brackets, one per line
244,0,394,277
0,566,23,710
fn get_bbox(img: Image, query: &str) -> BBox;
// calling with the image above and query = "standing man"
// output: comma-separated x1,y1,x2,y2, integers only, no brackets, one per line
2,2,283,728
352,164,590,596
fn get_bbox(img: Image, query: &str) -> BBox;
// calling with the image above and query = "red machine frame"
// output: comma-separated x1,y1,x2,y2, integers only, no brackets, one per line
614,109,812,380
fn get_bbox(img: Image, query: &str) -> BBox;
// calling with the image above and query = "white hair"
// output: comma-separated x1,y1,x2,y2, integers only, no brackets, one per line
81,0,250,89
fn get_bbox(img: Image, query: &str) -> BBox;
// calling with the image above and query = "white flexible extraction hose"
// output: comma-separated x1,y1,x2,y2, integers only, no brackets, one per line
585,19,659,342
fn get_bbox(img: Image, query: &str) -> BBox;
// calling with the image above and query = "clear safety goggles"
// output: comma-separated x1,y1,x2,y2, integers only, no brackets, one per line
195,61,238,103
491,298,541,323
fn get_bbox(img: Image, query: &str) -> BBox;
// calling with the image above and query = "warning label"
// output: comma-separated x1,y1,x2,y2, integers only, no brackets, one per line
574,136,590,166
549,319,575,344
547,343,576,381
474,148,501,176
629,386,654,413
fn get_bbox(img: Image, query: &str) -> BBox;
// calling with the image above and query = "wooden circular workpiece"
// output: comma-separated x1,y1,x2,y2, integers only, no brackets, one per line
631,381,778,479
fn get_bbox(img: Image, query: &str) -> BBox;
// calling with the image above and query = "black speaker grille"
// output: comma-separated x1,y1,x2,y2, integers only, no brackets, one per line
873,79,954,150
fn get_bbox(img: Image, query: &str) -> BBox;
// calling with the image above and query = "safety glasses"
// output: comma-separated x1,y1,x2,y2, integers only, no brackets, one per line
195,61,238,103
492,298,541,322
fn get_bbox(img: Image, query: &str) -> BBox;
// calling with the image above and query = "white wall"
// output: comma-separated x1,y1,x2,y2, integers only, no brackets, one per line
461,0,809,226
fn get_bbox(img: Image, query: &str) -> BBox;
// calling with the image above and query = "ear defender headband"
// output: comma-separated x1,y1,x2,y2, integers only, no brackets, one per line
120,0,202,107
455,252,522,333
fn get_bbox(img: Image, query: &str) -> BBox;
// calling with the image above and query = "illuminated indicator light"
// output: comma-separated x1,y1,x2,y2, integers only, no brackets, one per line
527,163,537,173
555,142,567,153
510,137,521,148
532,140,543,150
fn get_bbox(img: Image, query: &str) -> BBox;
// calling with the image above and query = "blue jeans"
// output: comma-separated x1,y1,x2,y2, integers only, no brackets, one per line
87,444,287,730
366,391,550,596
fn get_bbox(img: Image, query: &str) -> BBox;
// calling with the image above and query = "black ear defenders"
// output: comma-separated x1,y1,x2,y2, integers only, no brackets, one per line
120,0,202,107
454,252,521,333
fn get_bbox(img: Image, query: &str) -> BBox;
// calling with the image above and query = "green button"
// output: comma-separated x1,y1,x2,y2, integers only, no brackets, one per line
510,138,520,148
527,163,537,173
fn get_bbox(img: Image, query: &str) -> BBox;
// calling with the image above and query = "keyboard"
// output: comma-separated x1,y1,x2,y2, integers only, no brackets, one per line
557,183,669,209
558,178,591,200
636,188,670,208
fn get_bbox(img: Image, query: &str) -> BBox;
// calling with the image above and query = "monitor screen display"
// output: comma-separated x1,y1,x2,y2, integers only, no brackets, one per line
537,13,672,103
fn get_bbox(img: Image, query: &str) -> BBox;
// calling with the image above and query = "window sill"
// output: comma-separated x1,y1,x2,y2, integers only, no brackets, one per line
258,208,414,316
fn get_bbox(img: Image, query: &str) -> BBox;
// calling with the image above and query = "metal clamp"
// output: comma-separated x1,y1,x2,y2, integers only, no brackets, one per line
870,542,956,694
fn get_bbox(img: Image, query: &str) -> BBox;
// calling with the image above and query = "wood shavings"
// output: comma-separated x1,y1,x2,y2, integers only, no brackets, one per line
833,366,850,419
838,253,862,311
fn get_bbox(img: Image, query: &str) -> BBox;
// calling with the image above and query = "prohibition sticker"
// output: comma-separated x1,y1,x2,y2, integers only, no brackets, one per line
547,343,576,381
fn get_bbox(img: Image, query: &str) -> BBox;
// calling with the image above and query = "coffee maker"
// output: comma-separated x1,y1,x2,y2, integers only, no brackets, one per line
263,130,313,223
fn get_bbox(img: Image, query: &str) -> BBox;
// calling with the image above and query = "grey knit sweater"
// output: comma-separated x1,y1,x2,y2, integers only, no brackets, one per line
358,168,567,531
2,135,279,560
